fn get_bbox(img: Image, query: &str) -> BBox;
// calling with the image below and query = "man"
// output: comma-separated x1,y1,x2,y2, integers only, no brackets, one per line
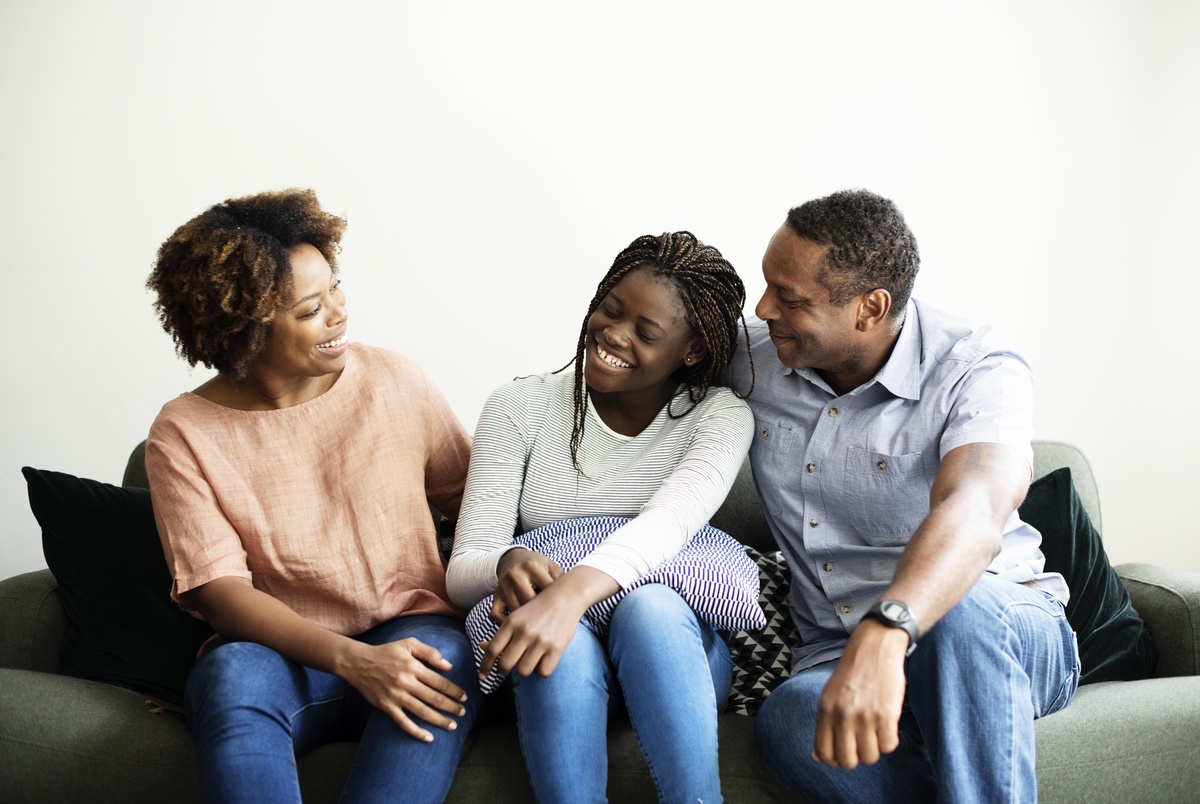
727,189,1079,802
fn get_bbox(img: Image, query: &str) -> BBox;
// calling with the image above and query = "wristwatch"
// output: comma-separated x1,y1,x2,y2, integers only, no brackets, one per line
864,599,919,656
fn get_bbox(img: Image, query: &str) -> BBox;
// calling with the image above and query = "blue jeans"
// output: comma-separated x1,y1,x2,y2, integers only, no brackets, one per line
512,583,733,804
185,614,484,804
755,575,1080,804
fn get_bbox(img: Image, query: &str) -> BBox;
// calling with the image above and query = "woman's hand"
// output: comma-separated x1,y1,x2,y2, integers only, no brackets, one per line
492,548,564,622
337,638,469,743
479,566,619,680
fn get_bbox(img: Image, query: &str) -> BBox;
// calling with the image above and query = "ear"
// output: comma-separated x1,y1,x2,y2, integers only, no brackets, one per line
683,338,708,367
855,289,892,332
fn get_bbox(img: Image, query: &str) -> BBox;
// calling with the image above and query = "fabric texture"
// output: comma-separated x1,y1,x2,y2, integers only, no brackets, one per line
755,574,1079,803
146,343,471,635
1018,467,1158,683
465,516,764,693
446,371,755,606
21,467,213,704
727,547,796,716
186,614,483,804
728,302,1067,672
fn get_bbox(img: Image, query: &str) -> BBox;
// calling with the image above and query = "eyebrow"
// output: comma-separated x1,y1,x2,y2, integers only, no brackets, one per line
608,290,668,334
288,270,336,310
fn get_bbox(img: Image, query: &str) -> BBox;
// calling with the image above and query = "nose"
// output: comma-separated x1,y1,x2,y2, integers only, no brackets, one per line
754,289,775,322
329,288,348,325
603,322,631,348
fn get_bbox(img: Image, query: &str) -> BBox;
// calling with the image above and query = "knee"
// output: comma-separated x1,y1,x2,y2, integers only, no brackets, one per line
611,584,694,634
755,681,818,757
185,641,291,720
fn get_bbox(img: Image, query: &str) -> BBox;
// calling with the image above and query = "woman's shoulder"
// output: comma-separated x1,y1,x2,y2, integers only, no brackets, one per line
487,370,572,406
690,384,752,416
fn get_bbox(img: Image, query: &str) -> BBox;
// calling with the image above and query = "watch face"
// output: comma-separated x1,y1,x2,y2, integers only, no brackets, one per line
880,600,910,623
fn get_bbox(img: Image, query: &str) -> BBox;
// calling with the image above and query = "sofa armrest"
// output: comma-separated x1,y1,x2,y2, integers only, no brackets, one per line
1118,562,1200,678
0,569,66,673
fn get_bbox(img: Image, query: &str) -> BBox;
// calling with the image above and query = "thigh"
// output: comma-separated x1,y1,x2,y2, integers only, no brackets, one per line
607,584,733,709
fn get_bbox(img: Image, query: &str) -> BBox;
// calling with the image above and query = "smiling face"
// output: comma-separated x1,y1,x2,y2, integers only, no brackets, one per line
250,242,349,388
755,223,887,394
584,264,704,410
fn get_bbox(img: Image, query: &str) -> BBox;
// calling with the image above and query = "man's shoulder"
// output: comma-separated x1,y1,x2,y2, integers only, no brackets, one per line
911,299,1022,367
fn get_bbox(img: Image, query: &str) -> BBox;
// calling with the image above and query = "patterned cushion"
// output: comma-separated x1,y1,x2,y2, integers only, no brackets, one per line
465,516,766,693
727,546,796,715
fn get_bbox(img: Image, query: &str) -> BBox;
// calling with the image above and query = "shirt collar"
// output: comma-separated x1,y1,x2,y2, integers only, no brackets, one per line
778,300,922,401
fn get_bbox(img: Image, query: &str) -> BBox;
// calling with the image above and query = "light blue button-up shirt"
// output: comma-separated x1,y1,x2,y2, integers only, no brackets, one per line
728,299,1069,671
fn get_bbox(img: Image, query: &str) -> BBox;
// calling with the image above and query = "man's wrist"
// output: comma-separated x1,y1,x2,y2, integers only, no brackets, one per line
863,599,920,656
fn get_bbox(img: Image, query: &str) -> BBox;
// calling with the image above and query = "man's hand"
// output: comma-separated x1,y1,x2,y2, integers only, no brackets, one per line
338,638,469,743
812,619,910,769
492,548,564,622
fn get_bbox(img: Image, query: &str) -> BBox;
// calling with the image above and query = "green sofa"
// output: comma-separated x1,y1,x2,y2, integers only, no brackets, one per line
2,440,1198,802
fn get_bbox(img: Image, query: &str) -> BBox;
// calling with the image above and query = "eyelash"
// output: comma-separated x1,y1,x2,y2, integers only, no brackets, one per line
299,279,342,320
600,305,656,342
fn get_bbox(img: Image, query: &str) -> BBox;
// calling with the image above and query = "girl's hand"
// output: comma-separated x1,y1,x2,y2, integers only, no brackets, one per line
492,548,564,622
479,566,619,680
338,638,469,743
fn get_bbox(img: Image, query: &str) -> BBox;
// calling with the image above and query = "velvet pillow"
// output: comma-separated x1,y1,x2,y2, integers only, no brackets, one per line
1019,467,1157,684
22,467,213,704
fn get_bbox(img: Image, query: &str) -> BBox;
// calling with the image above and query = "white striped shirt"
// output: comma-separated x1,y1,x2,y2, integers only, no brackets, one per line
446,370,755,608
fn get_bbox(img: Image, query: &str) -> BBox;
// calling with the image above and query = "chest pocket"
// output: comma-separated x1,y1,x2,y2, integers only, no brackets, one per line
845,446,932,543
750,419,801,516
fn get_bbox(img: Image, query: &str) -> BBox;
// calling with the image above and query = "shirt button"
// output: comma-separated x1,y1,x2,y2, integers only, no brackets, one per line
806,462,816,473
823,562,833,572
877,459,888,470
761,429,769,439
809,518,819,528
828,408,839,417
841,604,852,614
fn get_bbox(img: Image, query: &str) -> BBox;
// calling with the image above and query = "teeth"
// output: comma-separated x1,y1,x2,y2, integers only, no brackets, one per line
596,343,631,369
317,334,347,349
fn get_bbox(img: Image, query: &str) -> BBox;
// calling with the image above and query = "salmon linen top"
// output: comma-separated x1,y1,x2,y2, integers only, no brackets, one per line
145,343,471,636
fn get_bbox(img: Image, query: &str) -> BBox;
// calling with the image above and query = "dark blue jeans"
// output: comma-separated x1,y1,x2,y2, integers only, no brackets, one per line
755,575,1080,803
185,614,484,803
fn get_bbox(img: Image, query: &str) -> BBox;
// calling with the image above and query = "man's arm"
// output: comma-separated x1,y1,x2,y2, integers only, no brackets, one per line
811,441,1030,769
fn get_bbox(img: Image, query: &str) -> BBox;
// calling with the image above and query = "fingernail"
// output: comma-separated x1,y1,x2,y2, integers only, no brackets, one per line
460,693,468,702
447,721,457,731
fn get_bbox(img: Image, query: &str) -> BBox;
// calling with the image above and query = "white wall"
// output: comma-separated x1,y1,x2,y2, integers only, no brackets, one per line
3,0,1198,580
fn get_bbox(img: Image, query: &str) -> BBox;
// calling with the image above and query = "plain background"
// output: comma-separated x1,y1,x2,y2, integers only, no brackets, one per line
3,0,1197,582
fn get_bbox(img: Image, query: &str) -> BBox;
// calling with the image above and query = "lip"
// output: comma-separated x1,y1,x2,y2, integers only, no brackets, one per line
767,328,792,346
316,330,350,357
592,337,634,370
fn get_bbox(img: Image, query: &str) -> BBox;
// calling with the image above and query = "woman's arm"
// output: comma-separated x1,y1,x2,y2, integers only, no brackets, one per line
447,381,552,608
478,392,755,681
185,577,467,742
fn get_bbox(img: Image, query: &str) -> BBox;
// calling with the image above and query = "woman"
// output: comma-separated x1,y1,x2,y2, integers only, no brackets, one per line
144,188,482,803
446,231,756,803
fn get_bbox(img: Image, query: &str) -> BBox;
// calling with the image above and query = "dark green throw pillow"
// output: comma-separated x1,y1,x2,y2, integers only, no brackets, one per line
22,467,213,704
1019,467,1157,684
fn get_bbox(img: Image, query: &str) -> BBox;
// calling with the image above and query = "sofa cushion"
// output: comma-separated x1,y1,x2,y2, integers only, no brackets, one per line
727,546,795,716
1019,466,1157,684
21,467,213,704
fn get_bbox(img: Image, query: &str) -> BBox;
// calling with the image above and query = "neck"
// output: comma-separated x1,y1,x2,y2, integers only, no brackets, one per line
196,370,340,411
587,382,679,437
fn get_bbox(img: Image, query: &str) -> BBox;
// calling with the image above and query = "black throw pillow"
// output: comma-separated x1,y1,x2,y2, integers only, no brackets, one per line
1018,467,1157,684
22,467,213,704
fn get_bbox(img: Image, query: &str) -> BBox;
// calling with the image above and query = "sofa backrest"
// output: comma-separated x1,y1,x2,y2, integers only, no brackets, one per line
123,438,1103,550
709,438,1103,552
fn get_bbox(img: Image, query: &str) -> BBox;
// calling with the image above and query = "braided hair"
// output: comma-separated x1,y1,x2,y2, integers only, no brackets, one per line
565,230,754,467
147,188,347,380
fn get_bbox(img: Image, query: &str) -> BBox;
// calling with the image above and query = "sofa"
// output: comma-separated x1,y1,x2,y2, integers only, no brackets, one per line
2,439,1198,803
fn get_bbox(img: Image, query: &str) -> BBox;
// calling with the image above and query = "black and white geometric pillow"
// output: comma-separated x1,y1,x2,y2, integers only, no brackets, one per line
726,546,796,716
